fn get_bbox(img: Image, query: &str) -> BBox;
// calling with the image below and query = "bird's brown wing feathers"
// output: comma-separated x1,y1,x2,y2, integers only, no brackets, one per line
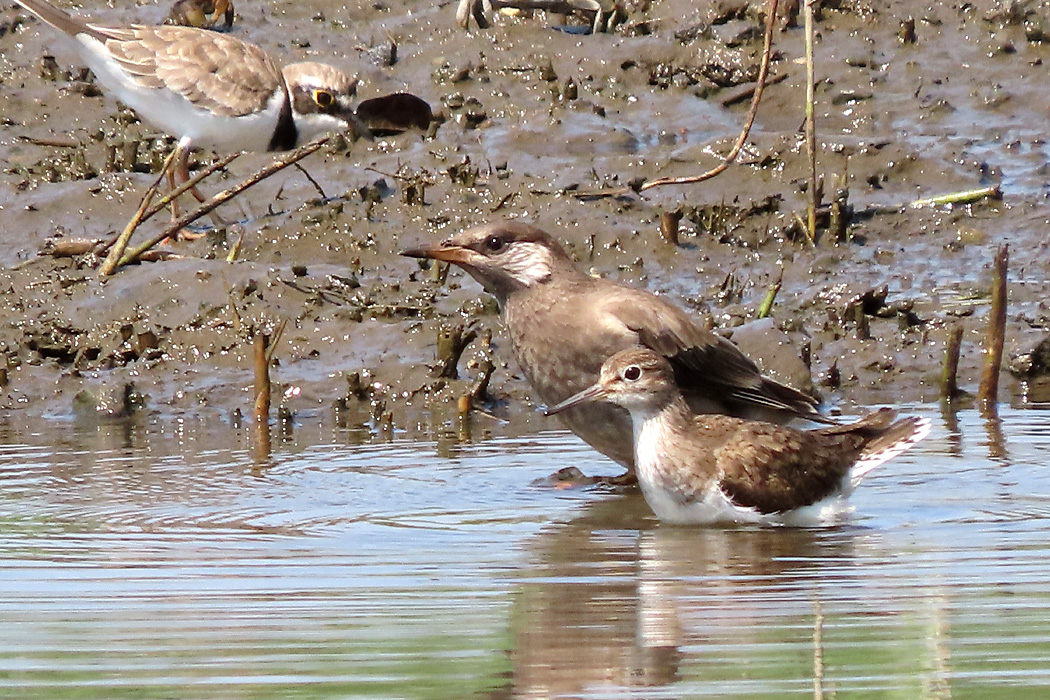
102,25,283,117
713,421,860,513
609,295,824,421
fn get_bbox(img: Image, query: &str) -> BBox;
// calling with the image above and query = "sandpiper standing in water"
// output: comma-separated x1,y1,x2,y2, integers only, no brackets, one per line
547,348,930,525
403,220,829,483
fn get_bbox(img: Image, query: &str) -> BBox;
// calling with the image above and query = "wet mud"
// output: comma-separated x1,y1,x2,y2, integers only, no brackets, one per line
1,0,1049,440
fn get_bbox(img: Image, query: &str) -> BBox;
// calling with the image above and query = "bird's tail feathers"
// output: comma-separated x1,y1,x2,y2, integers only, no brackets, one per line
847,411,931,486
13,0,89,37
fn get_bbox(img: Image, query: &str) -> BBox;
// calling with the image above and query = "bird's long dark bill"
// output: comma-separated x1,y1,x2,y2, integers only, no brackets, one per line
399,244,470,264
543,384,607,416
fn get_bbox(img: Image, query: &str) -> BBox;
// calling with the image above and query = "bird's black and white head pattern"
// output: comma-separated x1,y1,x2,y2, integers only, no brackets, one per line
284,62,366,144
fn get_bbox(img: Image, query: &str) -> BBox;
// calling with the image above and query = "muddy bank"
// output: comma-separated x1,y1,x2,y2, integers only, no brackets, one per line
0,0,1048,440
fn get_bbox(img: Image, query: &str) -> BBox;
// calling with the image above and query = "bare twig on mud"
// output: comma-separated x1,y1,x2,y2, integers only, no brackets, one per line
140,152,243,223
97,149,175,278
573,0,780,198
293,162,327,200
848,186,1001,221
18,135,79,148
104,137,332,275
720,73,788,107
978,244,1008,410
35,236,182,263
97,151,241,278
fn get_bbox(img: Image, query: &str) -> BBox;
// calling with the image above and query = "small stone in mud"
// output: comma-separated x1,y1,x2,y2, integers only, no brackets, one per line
562,78,578,101
39,55,61,81
72,382,143,421
1009,334,1050,377
456,103,487,129
363,41,397,67
433,62,472,84
899,17,917,44
292,265,308,277
1025,18,1049,42
442,92,465,110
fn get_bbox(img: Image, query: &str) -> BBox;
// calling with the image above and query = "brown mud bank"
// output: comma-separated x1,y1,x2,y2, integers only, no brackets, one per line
1,0,1049,439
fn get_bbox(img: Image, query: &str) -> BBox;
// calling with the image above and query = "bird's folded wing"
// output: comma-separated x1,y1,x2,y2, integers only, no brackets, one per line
100,25,283,117
715,428,845,513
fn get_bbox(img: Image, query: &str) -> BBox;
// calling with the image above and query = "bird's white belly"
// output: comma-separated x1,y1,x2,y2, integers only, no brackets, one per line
77,35,283,152
634,420,851,527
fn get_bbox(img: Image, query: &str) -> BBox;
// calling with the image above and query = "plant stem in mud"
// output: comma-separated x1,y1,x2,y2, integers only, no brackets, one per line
756,269,783,319
804,0,818,243
978,244,1008,410
252,319,287,426
941,324,964,400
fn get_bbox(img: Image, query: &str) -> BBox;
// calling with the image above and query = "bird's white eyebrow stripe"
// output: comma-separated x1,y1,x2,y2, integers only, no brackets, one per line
499,241,553,286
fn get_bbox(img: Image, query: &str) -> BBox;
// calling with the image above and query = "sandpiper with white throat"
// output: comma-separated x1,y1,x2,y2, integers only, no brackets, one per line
11,0,367,235
547,348,930,525
402,220,829,485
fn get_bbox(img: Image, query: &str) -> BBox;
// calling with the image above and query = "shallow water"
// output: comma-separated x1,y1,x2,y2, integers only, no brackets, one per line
1,404,1050,698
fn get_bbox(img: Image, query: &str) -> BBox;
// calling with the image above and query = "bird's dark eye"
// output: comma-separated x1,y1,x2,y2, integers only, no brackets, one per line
313,89,334,108
484,235,504,252
623,365,642,382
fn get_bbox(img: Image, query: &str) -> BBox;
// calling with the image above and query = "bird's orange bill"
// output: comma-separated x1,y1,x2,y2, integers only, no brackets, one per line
400,243,472,265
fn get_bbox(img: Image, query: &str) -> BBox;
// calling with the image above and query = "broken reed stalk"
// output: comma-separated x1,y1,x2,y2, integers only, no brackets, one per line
941,324,963,400
756,269,783,319
660,209,683,245
105,137,331,275
978,244,1008,408
253,332,272,425
804,0,818,243
252,319,288,424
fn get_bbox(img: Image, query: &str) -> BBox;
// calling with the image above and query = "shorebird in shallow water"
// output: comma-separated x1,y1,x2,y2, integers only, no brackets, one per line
402,220,829,484
12,0,367,234
547,348,930,525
